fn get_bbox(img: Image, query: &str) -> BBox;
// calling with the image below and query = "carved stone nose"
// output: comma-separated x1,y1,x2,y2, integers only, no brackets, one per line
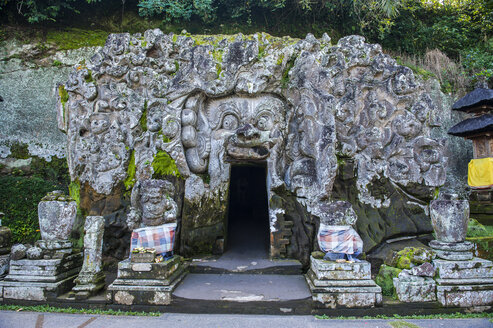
236,124,260,139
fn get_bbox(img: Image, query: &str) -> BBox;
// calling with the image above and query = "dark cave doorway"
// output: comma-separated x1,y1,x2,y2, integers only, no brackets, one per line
226,164,270,258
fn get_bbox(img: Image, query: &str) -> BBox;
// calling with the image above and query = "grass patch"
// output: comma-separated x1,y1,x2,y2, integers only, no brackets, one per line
0,304,160,316
389,321,420,328
46,28,109,50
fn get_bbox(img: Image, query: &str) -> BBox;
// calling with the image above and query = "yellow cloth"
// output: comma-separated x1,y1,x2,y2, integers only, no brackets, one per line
468,157,493,188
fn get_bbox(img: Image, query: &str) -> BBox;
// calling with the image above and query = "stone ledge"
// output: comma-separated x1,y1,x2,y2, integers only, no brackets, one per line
310,257,371,280
434,258,493,279
4,266,81,283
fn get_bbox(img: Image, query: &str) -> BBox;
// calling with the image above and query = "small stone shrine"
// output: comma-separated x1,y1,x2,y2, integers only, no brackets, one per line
430,195,493,307
448,87,493,223
107,179,185,306
72,216,106,299
306,201,382,308
0,212,12,280
0,191,82,301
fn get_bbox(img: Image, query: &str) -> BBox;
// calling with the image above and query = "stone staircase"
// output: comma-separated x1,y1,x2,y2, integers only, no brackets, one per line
172,250,312,314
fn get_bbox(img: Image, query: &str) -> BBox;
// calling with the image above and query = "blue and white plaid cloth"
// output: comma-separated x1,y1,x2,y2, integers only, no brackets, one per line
130,222,177,255
318,224,363,255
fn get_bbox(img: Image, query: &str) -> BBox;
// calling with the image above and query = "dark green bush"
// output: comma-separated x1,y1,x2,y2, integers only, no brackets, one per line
0,176,62,243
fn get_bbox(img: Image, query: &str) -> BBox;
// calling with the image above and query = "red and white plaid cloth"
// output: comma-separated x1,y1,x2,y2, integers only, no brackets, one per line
130,223,177,255
317,224,363,255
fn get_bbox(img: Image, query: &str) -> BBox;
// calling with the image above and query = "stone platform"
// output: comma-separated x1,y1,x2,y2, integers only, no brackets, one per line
434,257,493,307
306,257,382,308
107,256,186,306
0,252,82,301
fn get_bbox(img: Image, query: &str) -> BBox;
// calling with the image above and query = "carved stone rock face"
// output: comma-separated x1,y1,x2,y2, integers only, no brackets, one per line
59,31,449,263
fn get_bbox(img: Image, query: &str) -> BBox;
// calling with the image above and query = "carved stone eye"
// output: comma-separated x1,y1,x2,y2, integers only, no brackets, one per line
222,114,239,130
257,115,272,131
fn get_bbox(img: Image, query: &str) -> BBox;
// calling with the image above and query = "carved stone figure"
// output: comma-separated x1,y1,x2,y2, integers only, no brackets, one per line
127,179,178,231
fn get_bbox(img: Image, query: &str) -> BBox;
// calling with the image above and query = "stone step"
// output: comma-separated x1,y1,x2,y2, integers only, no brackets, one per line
188,257,303,275
173,273,311,304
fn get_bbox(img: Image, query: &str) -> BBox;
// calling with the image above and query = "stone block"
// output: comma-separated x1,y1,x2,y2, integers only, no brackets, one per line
306,276,382,309
108,269,185,306
1,275,78,301
38,194,76,241
393,277,436,302
310,257,371,280
434,258,493,279
116,256,181,280
436,284,493,307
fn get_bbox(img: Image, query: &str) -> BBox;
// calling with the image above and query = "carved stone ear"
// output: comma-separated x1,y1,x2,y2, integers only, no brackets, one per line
185,146,209,174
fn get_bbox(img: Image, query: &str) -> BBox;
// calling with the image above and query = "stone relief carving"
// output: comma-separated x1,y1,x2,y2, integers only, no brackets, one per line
127,179,178,230
59,30,448,262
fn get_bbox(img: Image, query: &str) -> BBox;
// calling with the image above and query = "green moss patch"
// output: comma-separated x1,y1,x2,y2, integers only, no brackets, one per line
386,247,435,270
375,264,402,296
124,151,136,190
152,151,180,179
46,28,109,51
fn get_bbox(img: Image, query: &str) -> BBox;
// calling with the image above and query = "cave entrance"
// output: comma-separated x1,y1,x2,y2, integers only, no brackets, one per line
226,164,270,258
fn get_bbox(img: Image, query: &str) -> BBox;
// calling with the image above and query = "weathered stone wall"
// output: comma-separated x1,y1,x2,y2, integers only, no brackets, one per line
0,40,99,160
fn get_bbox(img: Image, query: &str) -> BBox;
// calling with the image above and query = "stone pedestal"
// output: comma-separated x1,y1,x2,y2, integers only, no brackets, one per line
0,252,82,301
72,216,105,299
306,256,382,308
433,257,493,307
430,240,473,261
107,256,186,305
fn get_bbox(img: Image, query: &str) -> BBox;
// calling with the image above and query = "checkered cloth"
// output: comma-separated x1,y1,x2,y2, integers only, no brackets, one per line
317,224,363,255
130,223,177,255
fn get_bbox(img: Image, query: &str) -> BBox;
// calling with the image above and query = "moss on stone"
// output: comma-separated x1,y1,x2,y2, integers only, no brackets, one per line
281,56,296,89
139,101,148,132
124,151,136,190
9,143,30,159
46,28,108,51
69,180,81,207
152,151,180,179
387,247,435,269
375,264,402,296
216,63,222,79
311,251,325,259
276,54,284,66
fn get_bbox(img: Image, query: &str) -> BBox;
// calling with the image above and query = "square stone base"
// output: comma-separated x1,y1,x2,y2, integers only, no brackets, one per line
393,277,436,302
306,257,381,309
0,275,78,301
0,253,81,301
107,257,186,306
437,283,493,307
306,275,382,309
434,258,493,279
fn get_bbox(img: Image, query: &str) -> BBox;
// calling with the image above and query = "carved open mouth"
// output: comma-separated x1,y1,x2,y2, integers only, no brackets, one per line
226,143,270,160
